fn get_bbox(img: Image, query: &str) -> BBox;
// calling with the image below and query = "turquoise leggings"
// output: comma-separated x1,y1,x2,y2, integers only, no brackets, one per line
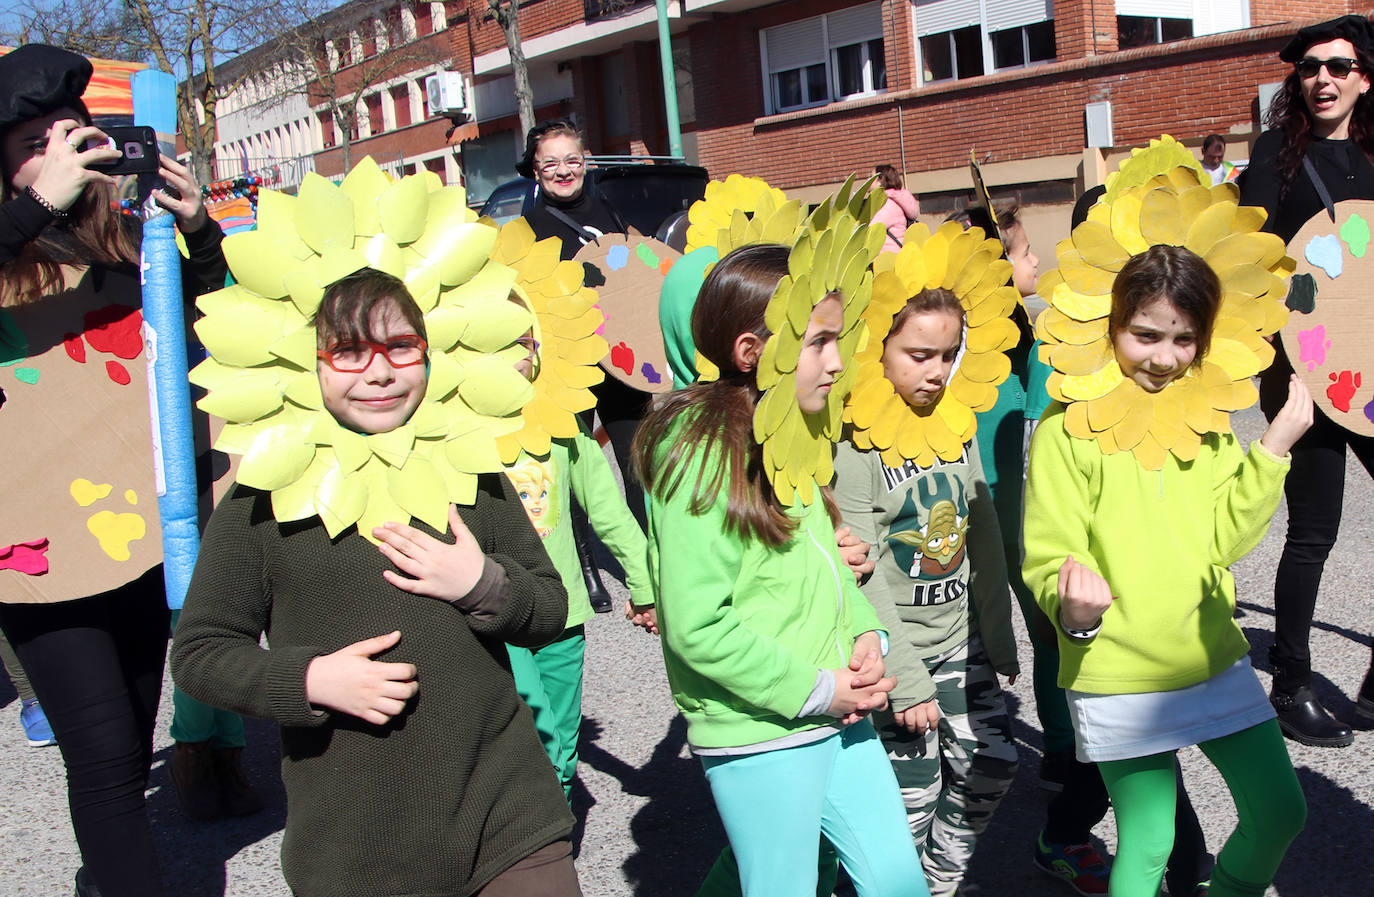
1097,720,1305,897
700,721,929,897
509,626,586,801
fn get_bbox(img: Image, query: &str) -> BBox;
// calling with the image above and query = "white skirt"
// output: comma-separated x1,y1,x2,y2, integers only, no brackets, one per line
1066,656,1275,763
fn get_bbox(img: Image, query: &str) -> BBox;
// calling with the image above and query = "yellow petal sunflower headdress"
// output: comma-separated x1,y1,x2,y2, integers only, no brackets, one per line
488,218,607,462
754,177,887,506
191,158,594,540
680,174,812,383
684,173,810,258
845,221,1022,467
1036,135,1293,470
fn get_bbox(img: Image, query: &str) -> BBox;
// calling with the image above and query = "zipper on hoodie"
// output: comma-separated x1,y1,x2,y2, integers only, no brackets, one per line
807,526,849,666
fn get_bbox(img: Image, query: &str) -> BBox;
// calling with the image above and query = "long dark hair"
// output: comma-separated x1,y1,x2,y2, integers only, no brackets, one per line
1265,42,1374,203
632,244,800,546
0,100,139,304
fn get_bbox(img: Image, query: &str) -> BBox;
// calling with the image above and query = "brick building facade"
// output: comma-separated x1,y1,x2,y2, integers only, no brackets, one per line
208,0,1366,241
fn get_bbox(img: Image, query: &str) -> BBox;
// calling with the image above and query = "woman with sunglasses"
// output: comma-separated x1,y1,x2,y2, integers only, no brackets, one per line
1239,14,1374,748
517,119,646,616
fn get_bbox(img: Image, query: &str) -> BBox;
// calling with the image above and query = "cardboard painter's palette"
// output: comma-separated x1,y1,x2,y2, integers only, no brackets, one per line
1281,199,1374,436
574,234,680,393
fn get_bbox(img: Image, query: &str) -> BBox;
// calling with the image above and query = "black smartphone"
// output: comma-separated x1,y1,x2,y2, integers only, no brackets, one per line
88,126,160,176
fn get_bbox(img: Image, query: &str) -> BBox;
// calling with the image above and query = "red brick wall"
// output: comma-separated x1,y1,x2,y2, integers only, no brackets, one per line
1055,0,1117,59
464,0,591,57
689,14,1369,191
1251,0,1353,26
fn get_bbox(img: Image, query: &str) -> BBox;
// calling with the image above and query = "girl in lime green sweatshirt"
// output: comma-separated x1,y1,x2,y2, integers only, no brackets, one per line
1023,245,1313,897
632,244,927,897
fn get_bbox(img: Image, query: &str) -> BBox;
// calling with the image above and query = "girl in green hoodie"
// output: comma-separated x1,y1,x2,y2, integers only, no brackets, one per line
633,244,928,897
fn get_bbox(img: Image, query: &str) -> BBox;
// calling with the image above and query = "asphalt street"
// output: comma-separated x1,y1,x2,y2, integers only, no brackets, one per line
2,405,1371,897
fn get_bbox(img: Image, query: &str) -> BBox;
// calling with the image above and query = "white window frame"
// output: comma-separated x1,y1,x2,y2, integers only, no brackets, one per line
913,0,1055,86
759,2,886,115
987,20,1057,72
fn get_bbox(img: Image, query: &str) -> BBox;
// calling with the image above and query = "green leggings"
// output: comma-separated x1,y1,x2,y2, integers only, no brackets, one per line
1097,720,1305,897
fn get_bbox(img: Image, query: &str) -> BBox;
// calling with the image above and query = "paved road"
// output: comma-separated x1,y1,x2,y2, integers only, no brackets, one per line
2,406,1371,897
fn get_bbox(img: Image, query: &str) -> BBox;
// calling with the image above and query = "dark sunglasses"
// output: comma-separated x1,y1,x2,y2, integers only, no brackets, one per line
1297,56,1361,79
318,335,427,373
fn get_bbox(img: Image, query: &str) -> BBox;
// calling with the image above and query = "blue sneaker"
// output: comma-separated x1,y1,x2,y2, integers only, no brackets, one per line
20,699,56,747
1034,831,1110,896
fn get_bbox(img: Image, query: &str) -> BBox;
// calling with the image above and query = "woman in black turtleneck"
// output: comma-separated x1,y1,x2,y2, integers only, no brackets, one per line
516,119,645,614
518,119,627,260
1238,14,1374,749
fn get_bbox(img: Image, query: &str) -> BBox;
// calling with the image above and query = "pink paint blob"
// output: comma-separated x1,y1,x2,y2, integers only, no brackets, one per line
1296,325,1331,372
0,537,49,575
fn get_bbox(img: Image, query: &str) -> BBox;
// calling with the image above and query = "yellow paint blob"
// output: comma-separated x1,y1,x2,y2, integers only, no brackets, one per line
70,478,113,507
124,489,138,505
86,511,146,562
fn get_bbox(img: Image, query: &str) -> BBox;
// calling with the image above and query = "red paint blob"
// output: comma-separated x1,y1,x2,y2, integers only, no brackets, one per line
1326,370,1362,413
84,305,144,360
610,341,635,377
105,360,131,385
63,333,87,363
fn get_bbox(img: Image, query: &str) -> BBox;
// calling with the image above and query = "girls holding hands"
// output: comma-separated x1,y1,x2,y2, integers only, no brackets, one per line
1024,244,1311,897
634,238,926,897
834,226,1021,897
173,269,580,897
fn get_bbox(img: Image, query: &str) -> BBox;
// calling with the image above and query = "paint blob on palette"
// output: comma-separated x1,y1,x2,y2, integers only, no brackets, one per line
574,234,681,393
1281,202,1374,434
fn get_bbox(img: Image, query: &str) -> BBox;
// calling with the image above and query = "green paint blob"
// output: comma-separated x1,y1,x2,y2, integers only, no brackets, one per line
635,243,660,268
1341,213,1370,258
0,309,27,367
14,367,39,385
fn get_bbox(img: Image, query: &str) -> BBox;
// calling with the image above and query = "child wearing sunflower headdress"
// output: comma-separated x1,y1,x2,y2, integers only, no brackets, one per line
1023,245,1313,897
500,289,657,803
633,240,927,897
172,268,580,897
833,227,1021,896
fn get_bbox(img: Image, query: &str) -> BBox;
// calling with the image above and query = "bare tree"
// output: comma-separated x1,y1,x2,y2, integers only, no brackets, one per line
2,0,146,60
487,0,534,138
4,0,275,185
265,0,451,173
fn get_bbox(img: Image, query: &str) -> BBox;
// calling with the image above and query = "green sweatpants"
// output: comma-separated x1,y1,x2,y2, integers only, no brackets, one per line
509,625,586,801
1097,720,1305,897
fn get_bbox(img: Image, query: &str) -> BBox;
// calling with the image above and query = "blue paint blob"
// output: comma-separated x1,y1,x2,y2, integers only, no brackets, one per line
1305,234,1344,279
606,244,630,271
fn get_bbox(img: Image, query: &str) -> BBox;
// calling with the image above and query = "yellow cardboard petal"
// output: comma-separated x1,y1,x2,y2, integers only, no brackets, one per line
314,463,370,537
238,425,317,491
332,428,372,473
358,233,406,278
378,174,430,245
354,476,409,545
196,370,283,422
340,158,389,235
1052,282,1112,323
388,456,450,531
296,173,356,254
1184,201,1237,256
194,305,288,368
1139,188,1185,246
367,426,417,468
444,430,507,474
222,231,298,299
410,222,499,287
457,358,534,416
1073,220,1130,271
1050,340,1113,377
269,326,318,370
1060,361,1125,401
1064,397,1093,439
271,454,331,522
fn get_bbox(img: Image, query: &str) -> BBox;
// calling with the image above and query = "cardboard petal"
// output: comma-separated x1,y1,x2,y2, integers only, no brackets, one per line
296,174,356,254
378,174,430,245
388,456,449,530
238,425,317,491
315,463,370,537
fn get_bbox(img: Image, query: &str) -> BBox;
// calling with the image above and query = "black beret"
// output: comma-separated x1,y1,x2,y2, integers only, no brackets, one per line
0,44,93,133
1279,15,1374,63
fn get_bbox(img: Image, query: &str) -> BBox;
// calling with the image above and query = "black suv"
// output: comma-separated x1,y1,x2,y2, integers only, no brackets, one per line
479,157,709,240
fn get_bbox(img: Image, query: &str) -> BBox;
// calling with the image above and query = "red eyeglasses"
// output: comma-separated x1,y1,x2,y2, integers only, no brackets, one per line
317,335,428,373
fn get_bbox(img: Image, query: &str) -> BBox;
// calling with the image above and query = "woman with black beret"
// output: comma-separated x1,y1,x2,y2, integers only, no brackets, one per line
0,44,226,897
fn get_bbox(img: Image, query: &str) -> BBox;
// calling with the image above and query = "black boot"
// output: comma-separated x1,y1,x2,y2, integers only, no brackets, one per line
1269,646,1353,747
74,867,103,897
1271,686,1353,747
570,504,612,613
1357,666,1374,722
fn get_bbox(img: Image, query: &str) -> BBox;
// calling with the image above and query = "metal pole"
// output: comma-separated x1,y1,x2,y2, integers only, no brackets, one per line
655,0,684,159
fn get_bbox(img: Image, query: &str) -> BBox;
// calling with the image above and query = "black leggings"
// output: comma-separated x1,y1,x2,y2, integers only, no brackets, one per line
0,568,169,897
1262,367,1374,691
